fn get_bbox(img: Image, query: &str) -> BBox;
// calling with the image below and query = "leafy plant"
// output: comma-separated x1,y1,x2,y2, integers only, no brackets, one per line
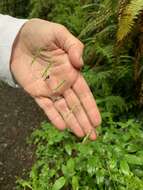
0,0,30,17
117,0,143,42
1,0,143,189
17,118,143,190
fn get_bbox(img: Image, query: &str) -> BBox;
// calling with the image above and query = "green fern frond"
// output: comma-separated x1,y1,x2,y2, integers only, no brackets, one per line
84,68,113,96
95,42,114,62
118,0,129,21
114,65,132,80
95,24,116,41
79,11,112,38
84,69,112,86
98,96,127,113
79,0,116,38
117,0,143,42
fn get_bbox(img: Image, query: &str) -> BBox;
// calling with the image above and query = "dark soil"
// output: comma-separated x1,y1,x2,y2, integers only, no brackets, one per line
0,83,46,190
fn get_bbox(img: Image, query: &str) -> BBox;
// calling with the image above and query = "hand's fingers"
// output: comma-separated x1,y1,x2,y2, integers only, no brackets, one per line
54,98,85,138
55,25,84,69
64,89,97,140
73,74,101,127
35,97,66,130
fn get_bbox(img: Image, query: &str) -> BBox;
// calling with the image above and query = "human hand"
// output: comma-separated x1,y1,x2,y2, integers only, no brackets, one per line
11,19,101,140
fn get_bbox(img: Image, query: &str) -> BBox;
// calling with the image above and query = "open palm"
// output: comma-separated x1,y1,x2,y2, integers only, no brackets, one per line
11,19,101,140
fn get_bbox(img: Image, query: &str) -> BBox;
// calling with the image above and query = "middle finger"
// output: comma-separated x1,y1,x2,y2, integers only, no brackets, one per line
64,89,97,140
54,98,85,138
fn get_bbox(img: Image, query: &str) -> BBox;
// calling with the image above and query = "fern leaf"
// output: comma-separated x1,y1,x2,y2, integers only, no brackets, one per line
79,0,115,38
117,0,143,42
95,42,114,62
99,96,127,113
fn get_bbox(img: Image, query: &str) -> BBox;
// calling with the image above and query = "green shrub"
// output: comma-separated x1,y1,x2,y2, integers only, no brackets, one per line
1,0,143,189
17,118,143,190
0,0,30,17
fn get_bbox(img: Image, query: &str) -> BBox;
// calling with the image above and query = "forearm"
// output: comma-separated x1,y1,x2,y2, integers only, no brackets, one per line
0,14,27,87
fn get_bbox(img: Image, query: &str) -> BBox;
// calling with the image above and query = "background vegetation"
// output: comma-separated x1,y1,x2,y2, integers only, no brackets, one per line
1,0,143,189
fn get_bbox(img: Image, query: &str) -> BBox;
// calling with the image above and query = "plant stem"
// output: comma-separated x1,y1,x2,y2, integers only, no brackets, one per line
82,129,93,144
53,80,66,92
31,47,43,65
41,61,53,80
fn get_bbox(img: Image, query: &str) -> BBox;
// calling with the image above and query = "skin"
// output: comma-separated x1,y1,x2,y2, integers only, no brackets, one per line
11,18,101,140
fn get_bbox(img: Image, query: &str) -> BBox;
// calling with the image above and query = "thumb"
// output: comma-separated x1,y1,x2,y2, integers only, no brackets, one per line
56,25,84,69
67,39,84,69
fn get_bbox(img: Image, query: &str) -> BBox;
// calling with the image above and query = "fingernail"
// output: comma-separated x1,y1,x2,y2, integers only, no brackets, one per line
90,130,97,141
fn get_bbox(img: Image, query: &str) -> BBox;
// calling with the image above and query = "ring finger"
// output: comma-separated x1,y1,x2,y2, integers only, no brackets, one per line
54,98,85,138
64,89,97,140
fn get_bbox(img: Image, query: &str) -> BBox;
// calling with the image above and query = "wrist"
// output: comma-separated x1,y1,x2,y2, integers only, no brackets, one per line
10,21,29,87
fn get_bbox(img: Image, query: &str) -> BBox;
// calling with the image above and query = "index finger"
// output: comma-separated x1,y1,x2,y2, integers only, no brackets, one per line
54,24,84,68
72,74,101,127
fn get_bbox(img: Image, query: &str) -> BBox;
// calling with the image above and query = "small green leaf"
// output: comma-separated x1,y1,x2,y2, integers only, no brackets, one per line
72,176,79,190
96,169,105,185
52,177,66,190
65,144,72,156
67,158,75,173
125,154,143,165
17,179,32,189
120,160,130,175
127,144,139,153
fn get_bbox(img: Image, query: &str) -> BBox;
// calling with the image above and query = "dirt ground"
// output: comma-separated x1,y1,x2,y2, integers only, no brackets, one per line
0,83,46,190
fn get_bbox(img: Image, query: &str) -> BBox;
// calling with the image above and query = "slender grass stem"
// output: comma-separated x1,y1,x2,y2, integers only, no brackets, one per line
53,80,66,92
41,61,53,80
65,104,79,120
31,47,43,65
82,129,93,144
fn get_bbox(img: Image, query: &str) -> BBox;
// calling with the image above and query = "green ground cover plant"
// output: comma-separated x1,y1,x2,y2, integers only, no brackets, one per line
1,0,143,189
17,118,143,190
